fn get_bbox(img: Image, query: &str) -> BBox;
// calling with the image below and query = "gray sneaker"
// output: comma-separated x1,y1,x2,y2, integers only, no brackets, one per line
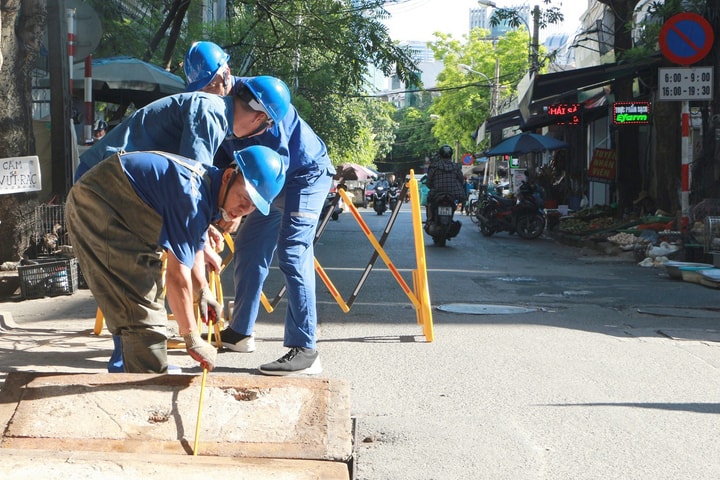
258,347,322,376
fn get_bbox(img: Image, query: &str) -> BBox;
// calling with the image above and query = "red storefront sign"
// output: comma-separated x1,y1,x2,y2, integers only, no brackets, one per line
588,148,616,182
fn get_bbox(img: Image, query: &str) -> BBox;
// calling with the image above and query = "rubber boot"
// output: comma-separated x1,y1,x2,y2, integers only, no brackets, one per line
108,335,125,373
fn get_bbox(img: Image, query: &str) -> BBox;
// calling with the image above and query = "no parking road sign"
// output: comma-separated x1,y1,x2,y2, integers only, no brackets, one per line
659,13,714,65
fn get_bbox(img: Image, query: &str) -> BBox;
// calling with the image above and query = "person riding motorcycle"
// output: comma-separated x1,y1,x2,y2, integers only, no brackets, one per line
426,144,466,222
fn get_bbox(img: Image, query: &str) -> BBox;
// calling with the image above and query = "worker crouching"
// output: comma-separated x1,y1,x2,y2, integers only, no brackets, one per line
66,146,285,373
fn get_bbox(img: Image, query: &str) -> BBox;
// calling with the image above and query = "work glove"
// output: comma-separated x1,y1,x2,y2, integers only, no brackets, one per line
183,331,217,371
197,285,223,325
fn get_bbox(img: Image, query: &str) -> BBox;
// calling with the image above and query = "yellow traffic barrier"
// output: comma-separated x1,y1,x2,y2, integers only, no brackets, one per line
337,188,420,310
314,257,350,313
408,171,434,341
253,171,434,342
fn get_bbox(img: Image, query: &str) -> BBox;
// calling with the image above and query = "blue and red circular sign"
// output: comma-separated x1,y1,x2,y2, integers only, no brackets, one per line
461,153,473,165
659,13,714,66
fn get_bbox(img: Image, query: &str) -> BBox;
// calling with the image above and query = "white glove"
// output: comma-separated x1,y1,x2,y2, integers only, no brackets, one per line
183,331,217,371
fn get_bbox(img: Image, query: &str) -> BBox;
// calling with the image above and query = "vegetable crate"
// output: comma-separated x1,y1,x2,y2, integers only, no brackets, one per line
18,257,79,299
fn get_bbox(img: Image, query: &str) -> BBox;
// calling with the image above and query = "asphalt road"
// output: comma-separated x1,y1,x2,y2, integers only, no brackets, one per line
3,201,720,479
308,203,720,480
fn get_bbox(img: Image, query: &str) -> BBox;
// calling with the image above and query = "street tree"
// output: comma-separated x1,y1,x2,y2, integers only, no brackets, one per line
85,0,418,167
627,0,718,211
0,0,46,263
384,106,436,175
0,0,416,262
428,28,529,155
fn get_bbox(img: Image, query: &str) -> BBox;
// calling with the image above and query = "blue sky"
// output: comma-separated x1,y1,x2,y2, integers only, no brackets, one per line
383,0,585,42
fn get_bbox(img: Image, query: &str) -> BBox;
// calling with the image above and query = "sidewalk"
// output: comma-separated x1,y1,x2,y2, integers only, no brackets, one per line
0,291,353,479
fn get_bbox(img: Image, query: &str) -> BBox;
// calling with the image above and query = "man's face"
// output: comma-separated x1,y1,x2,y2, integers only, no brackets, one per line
200,66,231,96
220,168,256,221
231,98,273,138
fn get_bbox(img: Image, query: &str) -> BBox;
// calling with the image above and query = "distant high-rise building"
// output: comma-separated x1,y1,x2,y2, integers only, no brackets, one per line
469,7,491,32
400,41,436,63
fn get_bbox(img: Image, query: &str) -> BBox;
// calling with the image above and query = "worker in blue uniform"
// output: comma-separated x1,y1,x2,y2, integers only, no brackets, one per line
185,41,336,375
76,76,290,373
66,147,285,373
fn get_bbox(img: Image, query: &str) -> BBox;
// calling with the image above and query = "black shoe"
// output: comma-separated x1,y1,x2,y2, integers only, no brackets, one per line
258,347,322,376
201,327,255,352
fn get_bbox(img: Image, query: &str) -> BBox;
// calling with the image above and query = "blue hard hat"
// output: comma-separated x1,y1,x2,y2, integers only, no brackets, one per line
233,76,291,135
232,146,286,215
184,41,230,92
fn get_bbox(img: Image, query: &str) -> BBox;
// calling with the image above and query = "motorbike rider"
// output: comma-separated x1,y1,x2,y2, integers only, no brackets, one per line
426,144,466,222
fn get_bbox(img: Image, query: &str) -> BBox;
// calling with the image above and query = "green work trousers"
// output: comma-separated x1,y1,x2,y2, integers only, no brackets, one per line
66,154,169,373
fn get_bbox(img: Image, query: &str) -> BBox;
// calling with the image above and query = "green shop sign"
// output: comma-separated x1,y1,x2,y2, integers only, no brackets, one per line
613,102,651,125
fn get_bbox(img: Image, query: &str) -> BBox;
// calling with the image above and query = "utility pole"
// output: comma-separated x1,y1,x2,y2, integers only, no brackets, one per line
530,4,540,75
491,56,500,117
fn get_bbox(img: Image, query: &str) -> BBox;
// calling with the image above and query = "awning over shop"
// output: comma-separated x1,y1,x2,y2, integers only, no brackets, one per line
527,56,661,103
478,56,662,138
486,109,522,133
519,56,661,129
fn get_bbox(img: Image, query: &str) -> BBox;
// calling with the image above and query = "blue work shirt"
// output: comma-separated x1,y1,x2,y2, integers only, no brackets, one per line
213,77,334,179
76,92,234,181
119,152,223,269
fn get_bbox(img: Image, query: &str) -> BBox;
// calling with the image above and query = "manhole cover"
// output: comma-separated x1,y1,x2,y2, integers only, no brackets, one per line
436,303,537,315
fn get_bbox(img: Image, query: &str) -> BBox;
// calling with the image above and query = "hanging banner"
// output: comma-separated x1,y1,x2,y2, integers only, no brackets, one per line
0,156,42,194
587,148,616,182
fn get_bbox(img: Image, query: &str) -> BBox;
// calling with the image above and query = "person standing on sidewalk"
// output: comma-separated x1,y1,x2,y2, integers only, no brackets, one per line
185,41,335,375
66,147,285,373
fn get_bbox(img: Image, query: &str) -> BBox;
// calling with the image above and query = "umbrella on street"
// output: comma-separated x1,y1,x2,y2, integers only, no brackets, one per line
333,163,378,181
39,56,186,107
485,132,569,157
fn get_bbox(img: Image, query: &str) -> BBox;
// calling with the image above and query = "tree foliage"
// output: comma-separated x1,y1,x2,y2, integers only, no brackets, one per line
84,0,417,167
427,28,529,154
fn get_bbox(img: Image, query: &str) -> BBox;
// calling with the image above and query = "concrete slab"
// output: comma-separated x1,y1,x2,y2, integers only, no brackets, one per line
1,448,349,479
0,372,351,460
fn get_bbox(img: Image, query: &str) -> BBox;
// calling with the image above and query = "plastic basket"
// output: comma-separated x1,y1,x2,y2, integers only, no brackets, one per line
18,257,78,299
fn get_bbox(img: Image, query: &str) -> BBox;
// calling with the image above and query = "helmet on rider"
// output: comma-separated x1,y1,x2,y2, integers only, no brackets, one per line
233,76,291,136
93,120,108,132
184,41,230,92
231,145,286,215
438,144,453,160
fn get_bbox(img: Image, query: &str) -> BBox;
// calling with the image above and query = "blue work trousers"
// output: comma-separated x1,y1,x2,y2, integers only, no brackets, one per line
230,163,333,349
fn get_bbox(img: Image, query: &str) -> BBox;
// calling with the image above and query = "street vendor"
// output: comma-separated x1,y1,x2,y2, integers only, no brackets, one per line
66,147,285,373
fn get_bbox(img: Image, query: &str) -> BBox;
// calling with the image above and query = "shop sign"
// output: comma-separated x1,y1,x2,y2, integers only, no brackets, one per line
613,102,651,125
588,148,616,182
545,103,581,125
0,156,42,194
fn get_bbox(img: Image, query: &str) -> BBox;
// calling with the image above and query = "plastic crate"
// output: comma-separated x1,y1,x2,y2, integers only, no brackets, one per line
18,257,78,299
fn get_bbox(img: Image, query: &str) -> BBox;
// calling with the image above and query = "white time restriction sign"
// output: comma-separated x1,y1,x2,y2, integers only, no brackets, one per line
658,67,713,101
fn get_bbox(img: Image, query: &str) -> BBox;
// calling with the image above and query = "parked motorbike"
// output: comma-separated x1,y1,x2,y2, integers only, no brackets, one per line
476,181,546,239
465,188,480,221
424,192,462,247
373,185,389,215
320,190,342,222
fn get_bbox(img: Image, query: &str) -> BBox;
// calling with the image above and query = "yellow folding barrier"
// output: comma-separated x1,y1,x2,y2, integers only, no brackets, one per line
257,169,433,342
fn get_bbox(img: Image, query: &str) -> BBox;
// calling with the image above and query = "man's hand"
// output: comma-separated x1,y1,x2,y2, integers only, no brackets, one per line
183,331,217,370
207,224,225,252
197,285,223,324
215,216,242,234
203,243,222,273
